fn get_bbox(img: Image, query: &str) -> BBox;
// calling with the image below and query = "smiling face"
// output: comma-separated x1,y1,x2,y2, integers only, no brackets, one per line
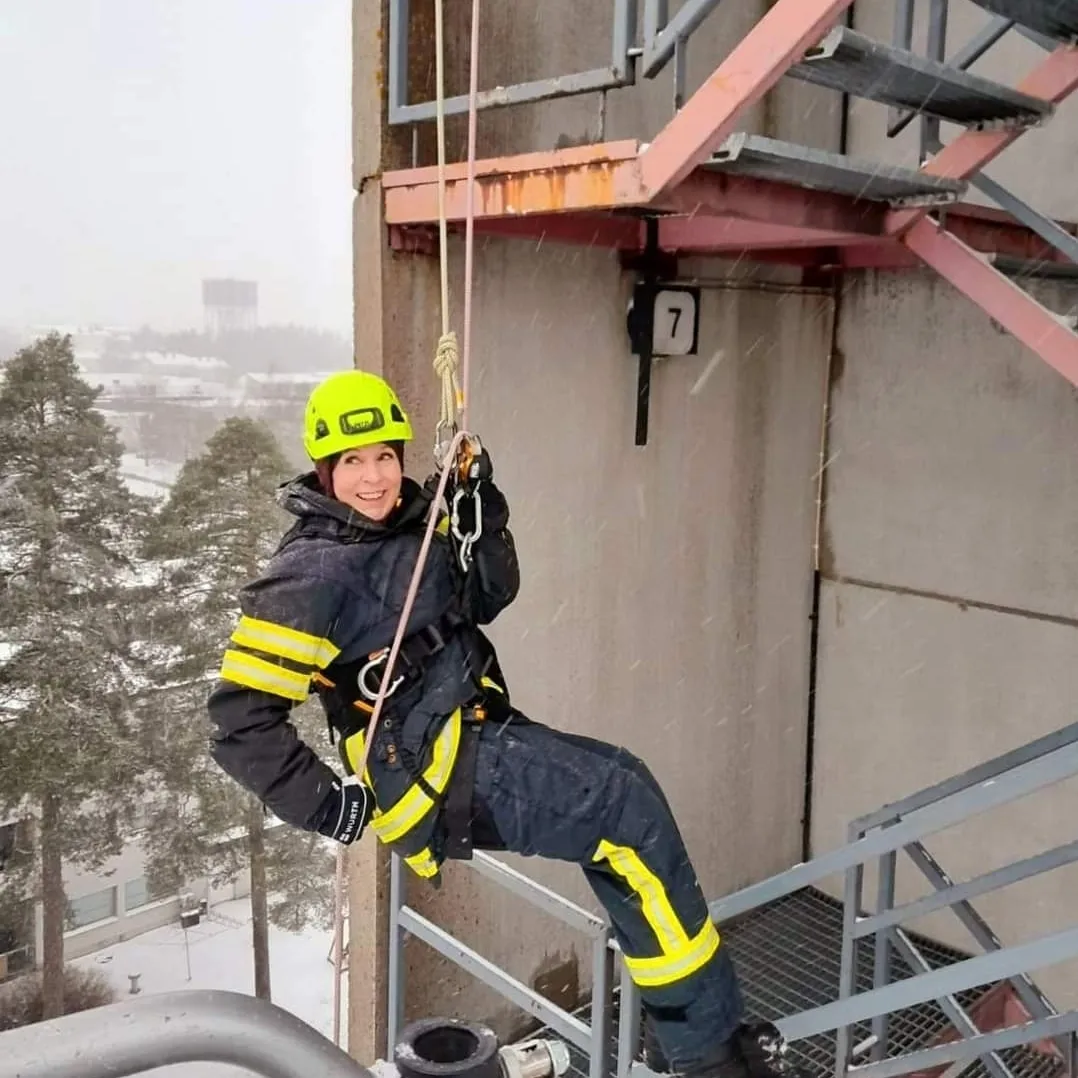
330,443,403,521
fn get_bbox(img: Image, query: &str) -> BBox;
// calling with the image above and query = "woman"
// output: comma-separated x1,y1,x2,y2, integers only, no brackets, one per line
207,369,793,1078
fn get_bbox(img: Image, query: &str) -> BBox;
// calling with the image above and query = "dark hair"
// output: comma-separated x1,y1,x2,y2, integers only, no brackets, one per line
315,441,405,499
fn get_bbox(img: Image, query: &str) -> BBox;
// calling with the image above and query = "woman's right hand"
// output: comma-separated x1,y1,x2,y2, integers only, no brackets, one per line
311,779,375,845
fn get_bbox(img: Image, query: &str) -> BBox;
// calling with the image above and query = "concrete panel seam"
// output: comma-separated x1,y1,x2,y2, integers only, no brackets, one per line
823,574,1078,630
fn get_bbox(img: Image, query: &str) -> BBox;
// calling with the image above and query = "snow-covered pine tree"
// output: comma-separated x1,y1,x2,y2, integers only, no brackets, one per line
139,415,335,1002
0,333,151,1018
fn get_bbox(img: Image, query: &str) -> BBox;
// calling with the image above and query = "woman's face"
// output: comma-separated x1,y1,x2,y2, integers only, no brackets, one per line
331,443,402,521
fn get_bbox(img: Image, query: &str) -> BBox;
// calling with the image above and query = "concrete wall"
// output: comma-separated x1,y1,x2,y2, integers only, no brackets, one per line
812,268,1078,1008
353,1,844,1046
353,0,1078,1054
392,248,831,1037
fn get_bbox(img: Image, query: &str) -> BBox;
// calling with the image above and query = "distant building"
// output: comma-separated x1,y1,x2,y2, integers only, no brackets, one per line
202,279,258,337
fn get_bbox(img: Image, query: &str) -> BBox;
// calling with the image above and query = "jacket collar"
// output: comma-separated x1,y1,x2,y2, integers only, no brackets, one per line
275,471,433,544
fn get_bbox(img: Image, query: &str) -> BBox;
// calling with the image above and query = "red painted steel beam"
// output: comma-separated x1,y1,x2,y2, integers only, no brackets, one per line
661,172,884,237
903,217,1078,387
887,44,1078,236
637,0,856,196
656,216,881,252
468,214,643,249
383,141,646,223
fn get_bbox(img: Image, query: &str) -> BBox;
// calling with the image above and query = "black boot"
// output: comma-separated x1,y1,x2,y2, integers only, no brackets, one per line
681,1021,805,1078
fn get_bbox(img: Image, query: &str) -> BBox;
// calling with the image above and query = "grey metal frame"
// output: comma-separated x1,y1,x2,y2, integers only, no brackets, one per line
381,722,1078,1078
386,0,638,125
0,989,375,1078
388,850,615,1078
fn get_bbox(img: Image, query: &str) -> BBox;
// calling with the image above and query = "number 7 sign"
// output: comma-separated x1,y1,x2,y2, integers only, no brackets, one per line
651,287,700,356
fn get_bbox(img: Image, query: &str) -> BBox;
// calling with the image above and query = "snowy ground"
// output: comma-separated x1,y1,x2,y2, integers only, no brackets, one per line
120,452,181,499
71,896,356,1077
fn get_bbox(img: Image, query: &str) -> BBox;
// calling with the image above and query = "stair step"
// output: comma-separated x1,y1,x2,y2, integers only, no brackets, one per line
789,25,1053,127
968,0,1078,43
705,133,966,206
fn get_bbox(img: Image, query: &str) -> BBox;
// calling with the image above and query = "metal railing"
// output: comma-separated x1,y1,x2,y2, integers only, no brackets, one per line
0,988,374,1078
389,721,1078,1078
389,849,615,1078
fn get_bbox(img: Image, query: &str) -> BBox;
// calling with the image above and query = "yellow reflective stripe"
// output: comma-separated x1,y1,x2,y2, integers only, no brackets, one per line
230,616,340,668
368,709,462,844
623,920,721,987
220,649,311,701
593,840,689,955
405,848,439,878
436,515,450,536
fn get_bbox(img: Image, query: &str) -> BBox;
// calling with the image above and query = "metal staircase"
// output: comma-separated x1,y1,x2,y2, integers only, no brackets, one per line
380,722,1078,1078
382,0,1078,395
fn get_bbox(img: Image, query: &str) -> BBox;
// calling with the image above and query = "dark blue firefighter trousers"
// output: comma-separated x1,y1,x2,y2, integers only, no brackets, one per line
466,715,745,1073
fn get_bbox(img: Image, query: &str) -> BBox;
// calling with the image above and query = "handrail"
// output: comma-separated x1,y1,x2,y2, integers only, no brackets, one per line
388,851,615,1078
0,989,374,1078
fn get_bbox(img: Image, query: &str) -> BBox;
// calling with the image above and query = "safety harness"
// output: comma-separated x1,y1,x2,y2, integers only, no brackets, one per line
311,575,503,867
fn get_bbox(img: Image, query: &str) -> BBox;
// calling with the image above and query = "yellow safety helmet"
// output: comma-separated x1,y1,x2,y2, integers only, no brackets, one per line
303,369,414,461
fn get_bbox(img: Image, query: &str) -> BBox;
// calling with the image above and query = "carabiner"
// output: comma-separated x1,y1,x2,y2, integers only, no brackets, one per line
450,484,484,573
357,649,405,703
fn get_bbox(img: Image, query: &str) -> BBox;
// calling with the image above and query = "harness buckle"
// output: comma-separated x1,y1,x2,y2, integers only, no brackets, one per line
357,649,406,702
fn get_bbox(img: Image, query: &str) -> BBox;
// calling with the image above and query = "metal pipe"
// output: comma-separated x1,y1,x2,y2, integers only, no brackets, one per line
0,989,375,1078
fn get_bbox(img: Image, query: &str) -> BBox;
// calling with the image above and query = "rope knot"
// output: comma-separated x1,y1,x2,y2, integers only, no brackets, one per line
433,331,459,378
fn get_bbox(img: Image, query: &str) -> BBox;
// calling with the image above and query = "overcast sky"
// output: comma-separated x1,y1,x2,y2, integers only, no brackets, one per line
0,0,352,335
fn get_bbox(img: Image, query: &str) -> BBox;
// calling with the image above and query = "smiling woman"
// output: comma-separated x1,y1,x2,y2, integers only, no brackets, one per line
325,445,404,521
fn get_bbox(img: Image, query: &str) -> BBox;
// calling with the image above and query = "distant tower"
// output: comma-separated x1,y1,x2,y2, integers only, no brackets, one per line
202,279,258,337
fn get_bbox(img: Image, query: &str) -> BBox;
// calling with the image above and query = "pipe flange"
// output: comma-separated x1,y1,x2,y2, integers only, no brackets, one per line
394,1018,501,1078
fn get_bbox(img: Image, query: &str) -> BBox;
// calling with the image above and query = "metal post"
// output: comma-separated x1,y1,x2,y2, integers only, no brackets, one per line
0,989,375,1078
834,836,864,1078
617,962,642,1078
387,852,405,1057
613,0,639,79
886,0,916,133
590,929,616,1078
869,851,896,1063
644,0,668,49
921,0,949,164
892,0,915,50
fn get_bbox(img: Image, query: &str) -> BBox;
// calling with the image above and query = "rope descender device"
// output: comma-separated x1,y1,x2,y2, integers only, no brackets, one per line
448,432,488,573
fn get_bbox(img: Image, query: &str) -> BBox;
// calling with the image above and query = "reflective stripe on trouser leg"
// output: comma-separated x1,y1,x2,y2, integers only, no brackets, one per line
591,840,721,987
467,719,744,1070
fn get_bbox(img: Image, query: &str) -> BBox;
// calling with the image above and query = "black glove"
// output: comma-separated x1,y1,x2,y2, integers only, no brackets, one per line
311,780,374,845
450,446,509,537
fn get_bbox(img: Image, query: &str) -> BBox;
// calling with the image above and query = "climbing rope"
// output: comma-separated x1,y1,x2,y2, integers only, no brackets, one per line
331,0,484,1045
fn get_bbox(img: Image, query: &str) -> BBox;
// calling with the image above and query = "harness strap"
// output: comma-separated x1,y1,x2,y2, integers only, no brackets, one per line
442,714,482,860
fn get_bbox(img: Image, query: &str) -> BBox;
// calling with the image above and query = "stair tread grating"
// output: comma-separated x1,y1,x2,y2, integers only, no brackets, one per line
535,888,1064,1078
968,0,1078,43
704,133,967,206
789,26,1053,127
